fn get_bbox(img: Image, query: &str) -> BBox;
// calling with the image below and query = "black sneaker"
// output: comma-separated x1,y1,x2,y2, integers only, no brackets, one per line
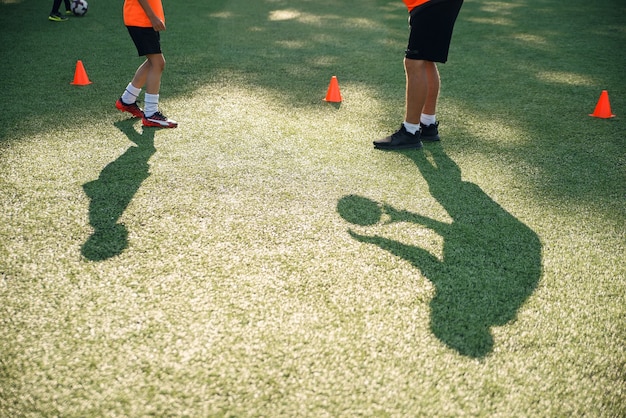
374,124,422,150
420,122,440,142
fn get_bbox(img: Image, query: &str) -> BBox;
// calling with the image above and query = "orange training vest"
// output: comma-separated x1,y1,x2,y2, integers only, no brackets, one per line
123,0,165,27
403,0,431,12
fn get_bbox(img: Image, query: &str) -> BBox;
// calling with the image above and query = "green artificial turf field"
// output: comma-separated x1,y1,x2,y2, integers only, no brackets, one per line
1,0,624,416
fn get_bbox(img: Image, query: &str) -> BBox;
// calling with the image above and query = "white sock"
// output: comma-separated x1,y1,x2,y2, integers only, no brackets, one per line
121,83,141,105
420,113,437,126
144,93,159,117
403,121,421,135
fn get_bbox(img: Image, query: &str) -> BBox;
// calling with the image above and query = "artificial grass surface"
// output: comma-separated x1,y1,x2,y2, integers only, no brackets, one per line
1,0,624,416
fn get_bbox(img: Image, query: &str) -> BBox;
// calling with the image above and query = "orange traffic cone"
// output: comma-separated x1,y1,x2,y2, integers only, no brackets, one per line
324,76,342,103
589,90,615,118
71,60,92,85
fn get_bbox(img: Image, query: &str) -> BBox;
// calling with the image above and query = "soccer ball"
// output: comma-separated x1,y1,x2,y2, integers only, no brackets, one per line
70,0,88,16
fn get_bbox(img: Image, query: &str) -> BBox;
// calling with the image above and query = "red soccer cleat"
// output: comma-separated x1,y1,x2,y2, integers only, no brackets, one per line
142,111,178,128
115,98,144,118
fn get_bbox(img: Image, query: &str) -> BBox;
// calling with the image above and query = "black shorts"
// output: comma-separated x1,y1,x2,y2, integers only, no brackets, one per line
406,0,463,63
126,26,161,56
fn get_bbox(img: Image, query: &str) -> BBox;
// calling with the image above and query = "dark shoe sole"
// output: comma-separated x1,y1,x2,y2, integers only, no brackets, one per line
374,142,423,150
142,119,178,128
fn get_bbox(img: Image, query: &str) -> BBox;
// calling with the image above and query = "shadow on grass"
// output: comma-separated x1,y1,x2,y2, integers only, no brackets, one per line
82,119,156,261
338,144,542,358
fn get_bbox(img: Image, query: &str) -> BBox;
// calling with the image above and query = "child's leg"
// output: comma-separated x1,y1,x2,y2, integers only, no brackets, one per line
143,54,165,95
120,53,163,106
131,53,175,127
129,54,165,93
50,0,63,14
134,54,165,117
117,59,153,116
118,60,149,106
127,60,149,91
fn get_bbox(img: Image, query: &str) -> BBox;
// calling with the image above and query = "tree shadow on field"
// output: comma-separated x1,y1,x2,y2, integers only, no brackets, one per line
82,120,156,261
337,145,542,358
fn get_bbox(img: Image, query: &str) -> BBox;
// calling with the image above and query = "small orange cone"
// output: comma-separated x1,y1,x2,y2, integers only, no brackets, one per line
71,60,92,85
324,76,342,103
589,90,615,118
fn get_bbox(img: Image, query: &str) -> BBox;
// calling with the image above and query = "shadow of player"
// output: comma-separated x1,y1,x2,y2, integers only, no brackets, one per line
338,145,542,358
81,120,156,261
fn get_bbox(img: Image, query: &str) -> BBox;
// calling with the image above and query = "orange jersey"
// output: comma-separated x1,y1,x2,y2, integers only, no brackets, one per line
123,0,165,27
403,0,431,12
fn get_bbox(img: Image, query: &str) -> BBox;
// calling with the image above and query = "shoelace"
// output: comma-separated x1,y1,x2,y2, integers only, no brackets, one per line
147,112,165,120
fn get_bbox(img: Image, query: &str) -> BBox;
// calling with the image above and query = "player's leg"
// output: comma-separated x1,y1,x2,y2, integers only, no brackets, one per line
423,61,440,116
420,61,441,141
143,53,165,95
373,6,432,150
141,53,164,117
117,26,176,127
49,0,68,21
117,27,154,118
124,52,165,97
409,0,463,143
404,57,428,126
141,53,176,128
116,60,148,118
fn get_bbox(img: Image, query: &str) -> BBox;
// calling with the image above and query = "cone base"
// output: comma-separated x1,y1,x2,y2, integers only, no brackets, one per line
589,113,615,119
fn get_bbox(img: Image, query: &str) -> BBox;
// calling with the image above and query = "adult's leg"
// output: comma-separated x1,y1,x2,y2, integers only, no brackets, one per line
423,61,440,116
404,58,428,125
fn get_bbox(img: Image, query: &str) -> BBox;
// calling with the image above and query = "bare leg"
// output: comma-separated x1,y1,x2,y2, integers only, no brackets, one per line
131,53,165,95
404,58,428,125
423,61,440,116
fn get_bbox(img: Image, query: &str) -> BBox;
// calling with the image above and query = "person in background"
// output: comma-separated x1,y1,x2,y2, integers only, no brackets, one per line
48,0,72,21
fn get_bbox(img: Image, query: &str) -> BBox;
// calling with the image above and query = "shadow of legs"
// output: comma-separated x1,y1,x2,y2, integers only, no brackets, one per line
81,120,156,261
